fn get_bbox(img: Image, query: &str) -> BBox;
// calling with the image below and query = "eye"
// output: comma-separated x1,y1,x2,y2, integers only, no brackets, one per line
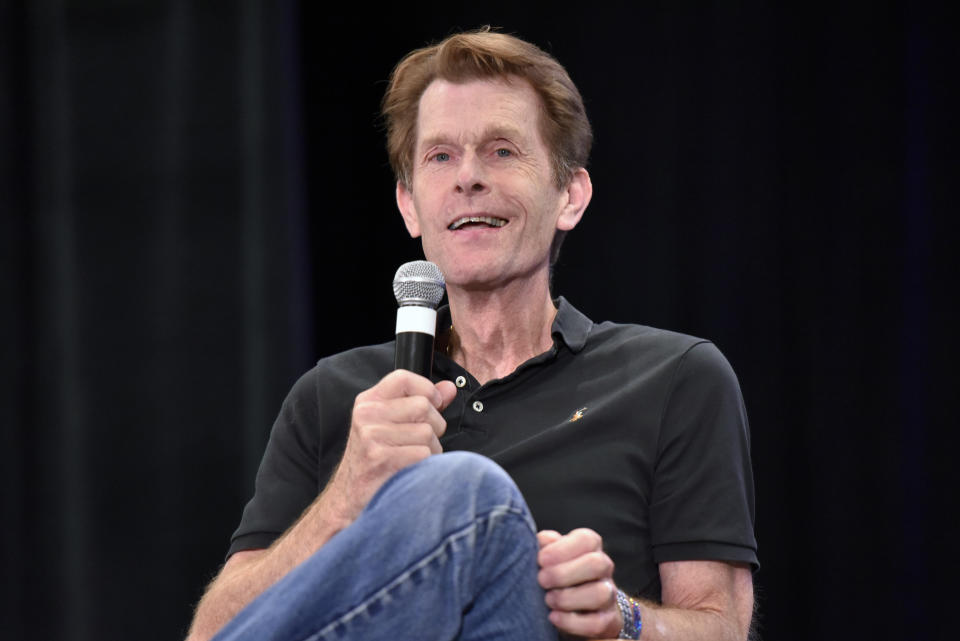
495,148,512,158
432,152,450,162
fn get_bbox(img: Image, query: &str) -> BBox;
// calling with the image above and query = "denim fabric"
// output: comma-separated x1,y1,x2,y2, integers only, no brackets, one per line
213,452,559,641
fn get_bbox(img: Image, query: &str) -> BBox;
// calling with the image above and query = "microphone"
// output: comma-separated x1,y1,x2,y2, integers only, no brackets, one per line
393,261,446,376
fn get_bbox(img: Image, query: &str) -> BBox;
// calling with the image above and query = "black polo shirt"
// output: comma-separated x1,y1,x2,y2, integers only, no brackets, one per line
229,297,758,600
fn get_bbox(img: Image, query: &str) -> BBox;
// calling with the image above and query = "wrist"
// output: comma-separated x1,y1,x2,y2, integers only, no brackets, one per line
615,589,643,639
315,480,359,534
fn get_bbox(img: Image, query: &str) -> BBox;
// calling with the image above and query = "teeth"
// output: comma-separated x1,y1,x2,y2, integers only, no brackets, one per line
448,216,508,230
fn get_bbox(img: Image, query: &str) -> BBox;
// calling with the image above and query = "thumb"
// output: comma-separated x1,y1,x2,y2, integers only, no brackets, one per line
435,379,457,410
537,529,563,549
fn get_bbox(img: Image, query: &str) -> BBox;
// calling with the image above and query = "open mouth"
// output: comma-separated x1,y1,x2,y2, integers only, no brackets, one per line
448,216,508,231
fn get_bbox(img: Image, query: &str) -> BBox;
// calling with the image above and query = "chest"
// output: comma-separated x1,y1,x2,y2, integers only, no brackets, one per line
449,362,660,524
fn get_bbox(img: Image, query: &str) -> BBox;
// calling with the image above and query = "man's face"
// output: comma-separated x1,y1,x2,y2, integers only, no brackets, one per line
397,77,587,291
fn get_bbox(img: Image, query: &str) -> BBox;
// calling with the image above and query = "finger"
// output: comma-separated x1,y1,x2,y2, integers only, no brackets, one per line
538,551,614,590
547,607,621,640
390,443,440,467
538,527,604,566
362,422,442,449
544,578,617,613
344,425,438,466
537,530,562,549
367,370,445,406
389,426,442,455
355,396,447,436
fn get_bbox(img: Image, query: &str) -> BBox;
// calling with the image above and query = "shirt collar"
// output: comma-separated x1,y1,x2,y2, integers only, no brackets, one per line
434,295,593,355
551,296,592,353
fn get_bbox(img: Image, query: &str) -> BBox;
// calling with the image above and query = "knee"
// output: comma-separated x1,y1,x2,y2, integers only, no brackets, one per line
419,451,510,486
369,452,530,524
417,452,518,502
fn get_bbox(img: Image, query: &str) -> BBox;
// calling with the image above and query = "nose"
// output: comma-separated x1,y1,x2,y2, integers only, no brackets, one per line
455,151,489,195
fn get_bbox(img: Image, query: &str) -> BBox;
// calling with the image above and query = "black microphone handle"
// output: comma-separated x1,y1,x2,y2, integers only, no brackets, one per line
394,331,435,377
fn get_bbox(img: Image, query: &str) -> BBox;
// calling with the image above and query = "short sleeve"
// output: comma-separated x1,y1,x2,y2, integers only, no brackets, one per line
227,369,320,558
650,341,759,569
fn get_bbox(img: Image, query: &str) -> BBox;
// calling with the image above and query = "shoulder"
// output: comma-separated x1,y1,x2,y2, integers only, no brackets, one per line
557,296,741,393
587,321,746,430
313,341,396,382
282,342,396,407
585,321,734,380
589,320,708,355
270,342,397,463
556,297,705,362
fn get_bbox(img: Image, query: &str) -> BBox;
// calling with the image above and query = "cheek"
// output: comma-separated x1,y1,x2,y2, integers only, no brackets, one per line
411,190,447,228
419,171,453,198
526,189,565,230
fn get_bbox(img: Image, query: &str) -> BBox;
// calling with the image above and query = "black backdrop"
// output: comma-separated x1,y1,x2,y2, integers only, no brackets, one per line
2,2,955,640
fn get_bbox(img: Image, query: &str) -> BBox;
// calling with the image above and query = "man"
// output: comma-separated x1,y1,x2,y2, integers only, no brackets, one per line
188,29,757,641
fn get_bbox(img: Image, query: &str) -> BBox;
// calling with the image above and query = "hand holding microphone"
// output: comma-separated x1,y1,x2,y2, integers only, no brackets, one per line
323,262,457,524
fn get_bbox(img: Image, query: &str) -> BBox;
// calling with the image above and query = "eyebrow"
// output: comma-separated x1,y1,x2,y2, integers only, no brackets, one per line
418,125,527,153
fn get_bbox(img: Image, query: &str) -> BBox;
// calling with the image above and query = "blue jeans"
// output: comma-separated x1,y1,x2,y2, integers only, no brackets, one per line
213,452,559,640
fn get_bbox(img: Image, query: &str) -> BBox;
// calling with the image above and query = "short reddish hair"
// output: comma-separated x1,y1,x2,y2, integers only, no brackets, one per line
382,28,593,191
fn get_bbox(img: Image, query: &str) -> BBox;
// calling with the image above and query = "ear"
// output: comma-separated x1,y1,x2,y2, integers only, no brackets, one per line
556,168,592,232
396,181,422,238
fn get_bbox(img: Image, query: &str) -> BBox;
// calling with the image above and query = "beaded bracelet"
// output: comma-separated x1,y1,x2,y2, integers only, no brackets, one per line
616,589,643,639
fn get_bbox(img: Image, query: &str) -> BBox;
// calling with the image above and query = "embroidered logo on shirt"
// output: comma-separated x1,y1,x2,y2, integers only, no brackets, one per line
569,407,588,422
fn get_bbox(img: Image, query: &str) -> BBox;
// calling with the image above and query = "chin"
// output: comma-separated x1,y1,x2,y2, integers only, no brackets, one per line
428,255,492,282
437,265,498,289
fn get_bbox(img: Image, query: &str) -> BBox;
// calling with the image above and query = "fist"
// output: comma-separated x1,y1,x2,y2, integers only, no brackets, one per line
537,528,621,639
327,370,457,523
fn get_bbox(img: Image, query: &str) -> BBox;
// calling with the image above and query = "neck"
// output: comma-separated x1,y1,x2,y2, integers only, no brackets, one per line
444,274,557,385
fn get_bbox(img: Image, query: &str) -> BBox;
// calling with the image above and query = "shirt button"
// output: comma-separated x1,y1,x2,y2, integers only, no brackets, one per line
455,376,467,388
472,400,484,413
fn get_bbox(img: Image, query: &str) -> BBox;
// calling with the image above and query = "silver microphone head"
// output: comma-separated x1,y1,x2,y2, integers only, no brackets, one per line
393,261,446,309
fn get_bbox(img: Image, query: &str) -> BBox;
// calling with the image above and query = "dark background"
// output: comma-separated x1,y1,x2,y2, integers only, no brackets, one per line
2,2,955,640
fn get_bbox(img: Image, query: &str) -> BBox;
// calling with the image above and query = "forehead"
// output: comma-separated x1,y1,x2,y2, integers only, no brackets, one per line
415,77,543,146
